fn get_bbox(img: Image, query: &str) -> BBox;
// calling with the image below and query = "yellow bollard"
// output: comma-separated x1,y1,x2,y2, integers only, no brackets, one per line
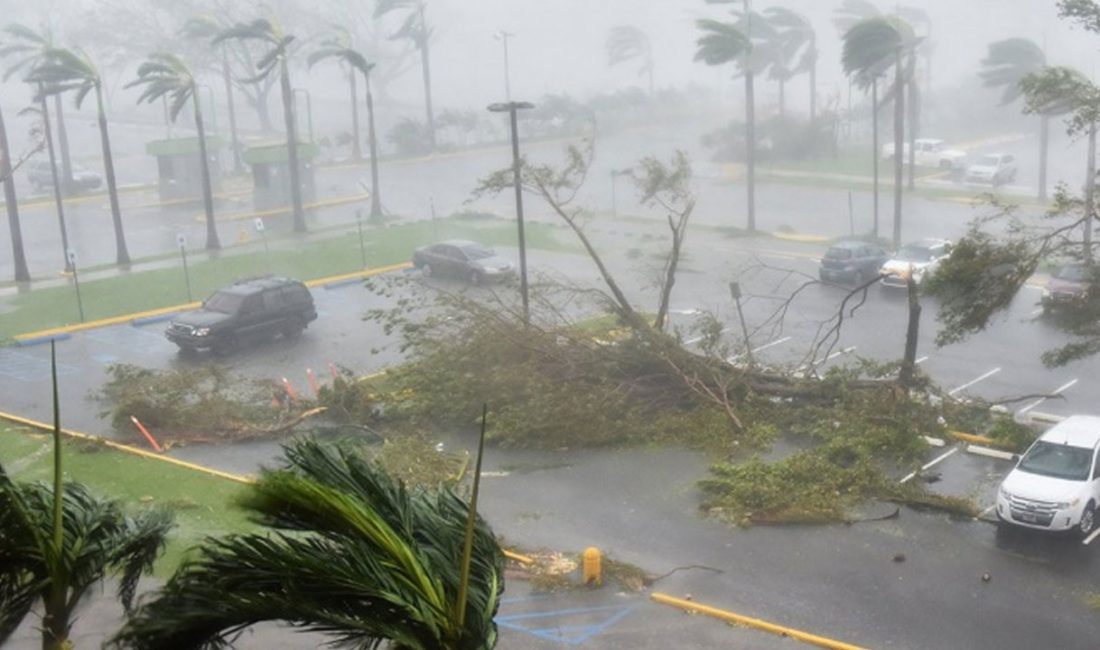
583,547,602,587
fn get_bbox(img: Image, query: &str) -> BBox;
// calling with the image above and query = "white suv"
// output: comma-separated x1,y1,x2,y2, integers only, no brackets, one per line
996,415,1100,536
965,153,1017,186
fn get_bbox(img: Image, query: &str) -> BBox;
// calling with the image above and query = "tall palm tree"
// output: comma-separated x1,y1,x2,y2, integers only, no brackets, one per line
0,103,30,282
26,47,131,265
764,8,816,121
309,39,384,218
127,53,221,250
843,17,914,249
181,16,244,174
112,437,504,649
214,18,307,232
376,0,436,151
606,25,654,95
0,23,75,196
980,38,1064,200
0,344,172,650
695,3,776,233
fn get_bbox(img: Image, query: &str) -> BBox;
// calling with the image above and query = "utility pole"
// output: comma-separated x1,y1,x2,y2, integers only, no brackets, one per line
495,30,514,101
488,101,535,325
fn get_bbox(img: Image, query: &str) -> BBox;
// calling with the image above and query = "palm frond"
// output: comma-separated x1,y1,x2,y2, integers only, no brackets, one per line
180,15,221,40
1,23,48,46
606,25,650,67
212,21,274,47
374,0,416,19
841,17,904,87
833,0,882,33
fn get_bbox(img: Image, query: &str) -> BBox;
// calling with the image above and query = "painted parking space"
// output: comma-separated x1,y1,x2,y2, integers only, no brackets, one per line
496,602,638,645
0,348,80,382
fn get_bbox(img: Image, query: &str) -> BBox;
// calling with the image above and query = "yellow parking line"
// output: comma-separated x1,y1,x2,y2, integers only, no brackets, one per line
773,231,831,244
651,593,868,650
302,262,412,288
204,193,371,223
8,184,155,211
0,410,253,484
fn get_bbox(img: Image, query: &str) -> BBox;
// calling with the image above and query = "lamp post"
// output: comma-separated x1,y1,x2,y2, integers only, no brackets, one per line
177,234,193,302
68,250,84,323
293,89,314,142
729,281,752,368
493,30,514,101
488,100,534,325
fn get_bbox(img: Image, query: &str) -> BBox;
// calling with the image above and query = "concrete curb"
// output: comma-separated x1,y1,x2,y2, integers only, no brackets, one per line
773,231,831,244
966,444,1016,461
650,593,867,650
204,193,371,223
15,332,73,347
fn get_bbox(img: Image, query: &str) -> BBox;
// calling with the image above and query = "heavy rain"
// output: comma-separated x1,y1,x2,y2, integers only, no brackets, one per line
2,1,1100,648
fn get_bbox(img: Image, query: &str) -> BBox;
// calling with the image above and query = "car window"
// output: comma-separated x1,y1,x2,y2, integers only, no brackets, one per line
240,294,264,315
1018,441,1092,481
262,290,285,311
459,243,495,260
895,246,932,263
1093,449,1100,480
281,286,310,305
204,291,244,314
1055,264,1087,282
824,247,852,260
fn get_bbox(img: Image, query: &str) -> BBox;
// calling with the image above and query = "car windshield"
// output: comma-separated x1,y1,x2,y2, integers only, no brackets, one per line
824,247,852,260
894,246,932,263
1055,264,1087,282
978,155,1001,166
203,291,244,314
1018,441,1093,481
459,243,495,260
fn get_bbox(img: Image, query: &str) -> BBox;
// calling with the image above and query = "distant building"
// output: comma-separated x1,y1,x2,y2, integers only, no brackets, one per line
145,136,224,202
242,141,319,212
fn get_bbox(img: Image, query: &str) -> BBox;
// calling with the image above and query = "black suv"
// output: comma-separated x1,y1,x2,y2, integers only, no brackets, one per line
166,276,317,354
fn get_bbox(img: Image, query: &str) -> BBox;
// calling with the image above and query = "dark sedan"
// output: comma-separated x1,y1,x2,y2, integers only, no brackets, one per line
412,240,515,285
1042,263,1092,312
819,241,888,285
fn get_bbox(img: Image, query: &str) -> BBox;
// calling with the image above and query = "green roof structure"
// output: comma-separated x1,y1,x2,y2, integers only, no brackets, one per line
145,135,224,157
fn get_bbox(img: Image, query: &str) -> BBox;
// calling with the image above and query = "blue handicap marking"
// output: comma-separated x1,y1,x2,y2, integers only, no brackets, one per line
495,604,637,645
0,349,79,382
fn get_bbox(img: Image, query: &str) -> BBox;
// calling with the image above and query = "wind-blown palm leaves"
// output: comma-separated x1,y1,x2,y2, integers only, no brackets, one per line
763,8,816,120
842,16,916,248
127,53,221,250
309,36,384,218
213,18,307,232
376,0,436,151
26,47,131,265
606,25,654,95
695,8,776,233
181,15,244,173
0,343,172,650
113,438,504,649
981,38,1065,200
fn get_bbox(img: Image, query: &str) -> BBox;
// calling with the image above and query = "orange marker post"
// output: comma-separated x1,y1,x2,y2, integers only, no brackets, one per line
130,416,164,453
307,368,320,397
281,377,299,403
328,362,339,381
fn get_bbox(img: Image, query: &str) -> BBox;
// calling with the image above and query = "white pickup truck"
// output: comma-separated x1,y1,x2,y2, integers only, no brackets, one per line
881,138,968,170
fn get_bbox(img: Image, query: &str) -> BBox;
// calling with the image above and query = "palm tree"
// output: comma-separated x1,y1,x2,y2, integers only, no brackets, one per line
214,18,307,232
127,53,221,250
606,25,654,95
0,103,30,282
112,437,504,649
764,8,816,121
26,47,131,265
842,17,914,249
376,0,436,151
0,344,172,650
0,24,75,196
695,3,776,233
181,16,244,174
309,39,384,218
980,38,1064,200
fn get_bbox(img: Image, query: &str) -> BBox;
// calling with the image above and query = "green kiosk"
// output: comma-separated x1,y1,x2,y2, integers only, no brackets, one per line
242,141,320,211
145,136,224,201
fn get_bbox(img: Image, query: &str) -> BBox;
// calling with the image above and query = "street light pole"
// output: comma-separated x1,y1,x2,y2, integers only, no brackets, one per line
494,30,514,101
293,89,314,142
488,100,534,325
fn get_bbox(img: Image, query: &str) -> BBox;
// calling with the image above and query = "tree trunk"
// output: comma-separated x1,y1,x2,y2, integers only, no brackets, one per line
778,78,785,120
647,58,654,96
1039,114,1049,202
0,105,30,282
745,70,756,233
365,70,383,219
892,48,904,251
280,58,306,232
907,77,919,191
419,6,436,151
350,69,362,161
898,274,921,388
41,93,71,272
41,606,70,650
254,85,274,132
872,79,879,239
222,47,243,174
1085,121,1096,265
193,91,220,250
96,85,130,265
52,94,74,196
653,205,694,331
809,52,817,123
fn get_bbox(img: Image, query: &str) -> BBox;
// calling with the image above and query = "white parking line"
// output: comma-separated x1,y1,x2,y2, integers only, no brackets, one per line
1029,308,1043,317
947,368,1001,397
726,336,794,362
798,346,857,371
1084,527,1100,546
980,504,997,517
900,446,959,484
915,355,929,364
1019,379,1079,414
685,327,729,346
670,308,701,316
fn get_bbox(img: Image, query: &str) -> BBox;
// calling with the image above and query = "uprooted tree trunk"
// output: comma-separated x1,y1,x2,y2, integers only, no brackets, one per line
899,274,922,388
654,205,694,331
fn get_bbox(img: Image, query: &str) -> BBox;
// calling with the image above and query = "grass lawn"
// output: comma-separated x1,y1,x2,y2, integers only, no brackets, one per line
0,426,255,576
2,217,573,339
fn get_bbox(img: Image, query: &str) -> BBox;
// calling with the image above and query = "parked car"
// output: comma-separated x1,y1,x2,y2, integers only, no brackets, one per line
996,415,1100,536
965,153,1017,185
879,239,952,288
25,160,103,192
1041,263,1091,312
412,239,514,284
165,276,317,354
819,240,889,285
882,138,968,170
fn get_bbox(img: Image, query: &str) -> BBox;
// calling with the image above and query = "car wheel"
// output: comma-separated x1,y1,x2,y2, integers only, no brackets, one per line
282,319,305,340
421,263,433,278
468,270,484,286
1079,502,1097,537
852,270,866,287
